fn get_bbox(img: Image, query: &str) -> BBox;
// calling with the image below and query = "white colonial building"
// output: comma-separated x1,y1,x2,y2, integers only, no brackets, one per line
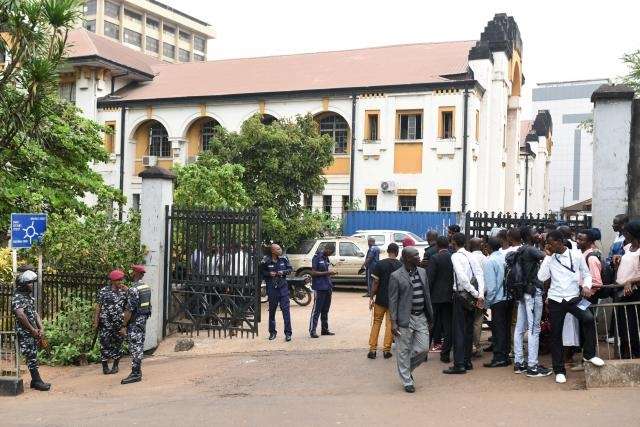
60,13,549,216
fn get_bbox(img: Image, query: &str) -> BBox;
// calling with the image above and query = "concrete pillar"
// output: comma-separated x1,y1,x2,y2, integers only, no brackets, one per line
504,96,521,212
591,84,635,251
138,166,175,350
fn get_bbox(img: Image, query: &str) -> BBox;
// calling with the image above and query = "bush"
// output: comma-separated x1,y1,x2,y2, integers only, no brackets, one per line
0,247,12,284
40,209,146,272
38,297,100,366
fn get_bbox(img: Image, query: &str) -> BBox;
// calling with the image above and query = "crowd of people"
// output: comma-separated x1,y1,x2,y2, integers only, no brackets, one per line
366,215,640,392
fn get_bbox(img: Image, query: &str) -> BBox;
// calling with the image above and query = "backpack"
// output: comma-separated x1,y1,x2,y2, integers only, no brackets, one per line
504,250,526,300
586,250,615,287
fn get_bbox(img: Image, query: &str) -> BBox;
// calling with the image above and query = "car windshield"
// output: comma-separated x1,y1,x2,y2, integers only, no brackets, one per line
288,239,316,254
407,232,425,242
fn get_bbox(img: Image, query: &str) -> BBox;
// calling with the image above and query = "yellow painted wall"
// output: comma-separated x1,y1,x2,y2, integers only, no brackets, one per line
186,118,204,157
394,144,423,174
324,156,350,175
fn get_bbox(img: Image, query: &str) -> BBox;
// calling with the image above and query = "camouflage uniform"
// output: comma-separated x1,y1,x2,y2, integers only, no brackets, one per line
125,281,151,370
11,291,39,370
97,285,126,362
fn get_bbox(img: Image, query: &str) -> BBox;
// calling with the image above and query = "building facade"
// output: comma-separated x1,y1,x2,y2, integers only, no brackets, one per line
80,0,215,63
532,79,609,213
62,14,542,217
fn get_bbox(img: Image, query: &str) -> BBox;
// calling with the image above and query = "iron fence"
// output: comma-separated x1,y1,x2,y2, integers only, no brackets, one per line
592,298,640,360
40,272,108,322
0,331,20,379
165,207,262,338
1,282,13,331
464,211,592,238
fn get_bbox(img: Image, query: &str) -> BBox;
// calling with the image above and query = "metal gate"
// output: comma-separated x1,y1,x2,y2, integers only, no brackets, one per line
164,207,262,337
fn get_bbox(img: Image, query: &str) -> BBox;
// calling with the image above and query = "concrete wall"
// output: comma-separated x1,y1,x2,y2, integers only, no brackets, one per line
591,85,634,251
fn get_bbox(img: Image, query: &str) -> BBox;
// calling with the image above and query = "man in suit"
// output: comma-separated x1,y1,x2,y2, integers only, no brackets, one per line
389,247,433,393
426,236,454,362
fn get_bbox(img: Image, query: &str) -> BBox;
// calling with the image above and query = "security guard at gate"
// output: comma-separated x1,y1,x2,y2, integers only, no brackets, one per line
262,244,293,341
94,269,127,375
120,264,152,384
12,270,51,391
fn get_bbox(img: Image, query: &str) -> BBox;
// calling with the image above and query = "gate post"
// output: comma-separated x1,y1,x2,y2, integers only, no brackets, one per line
139,166,175,350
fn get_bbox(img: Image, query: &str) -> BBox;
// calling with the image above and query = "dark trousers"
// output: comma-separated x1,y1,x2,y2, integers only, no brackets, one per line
268,286,292,336
309,289,332,334
433,302,453,356
548,297,596,374
490,300,510,362
615,290,640,358
452,296,475,368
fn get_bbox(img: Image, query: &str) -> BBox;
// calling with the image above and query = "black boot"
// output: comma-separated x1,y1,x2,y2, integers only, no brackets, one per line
121,367,142,385
102,361,110,375
110,358,120,374
29,368,51,391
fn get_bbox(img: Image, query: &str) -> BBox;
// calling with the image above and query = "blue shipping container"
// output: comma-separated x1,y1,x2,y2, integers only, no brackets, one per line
343,211,461,239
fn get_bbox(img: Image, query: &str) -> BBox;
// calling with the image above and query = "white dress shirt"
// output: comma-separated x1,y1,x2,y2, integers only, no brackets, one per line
537,248,592,302
452,248,485,298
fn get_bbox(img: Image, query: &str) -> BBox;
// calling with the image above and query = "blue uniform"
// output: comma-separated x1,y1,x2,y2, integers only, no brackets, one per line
309,252,333,334
262,255,293,336
365,245,381,295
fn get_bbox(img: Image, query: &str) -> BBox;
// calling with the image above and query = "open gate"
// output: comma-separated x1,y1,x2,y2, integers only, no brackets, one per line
163,207,262,337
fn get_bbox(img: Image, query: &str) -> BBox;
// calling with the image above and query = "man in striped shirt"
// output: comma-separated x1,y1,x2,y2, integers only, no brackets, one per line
389,247,433,393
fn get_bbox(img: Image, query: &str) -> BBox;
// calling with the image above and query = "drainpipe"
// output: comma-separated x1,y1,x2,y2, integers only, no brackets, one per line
461,87,469,213
524,153,529,215
118,106,126,220
349,92,357,207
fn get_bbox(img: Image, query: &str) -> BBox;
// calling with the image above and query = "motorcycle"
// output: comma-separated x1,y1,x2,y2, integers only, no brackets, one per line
260,276,312,306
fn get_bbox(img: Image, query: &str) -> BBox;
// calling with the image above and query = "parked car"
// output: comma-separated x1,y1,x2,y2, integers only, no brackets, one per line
286,237,368,284
350,230,430,253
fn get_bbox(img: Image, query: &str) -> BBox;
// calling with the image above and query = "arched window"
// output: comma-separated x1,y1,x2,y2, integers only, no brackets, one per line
149,122,170,157
319,114,348,154
201,119,219,151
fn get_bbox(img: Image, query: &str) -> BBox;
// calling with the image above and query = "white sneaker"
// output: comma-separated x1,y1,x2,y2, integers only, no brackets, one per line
555,373,567,384
606,337,615,344
584,356,605,367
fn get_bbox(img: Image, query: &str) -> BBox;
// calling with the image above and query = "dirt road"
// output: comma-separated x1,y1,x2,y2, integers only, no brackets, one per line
1,292,638,426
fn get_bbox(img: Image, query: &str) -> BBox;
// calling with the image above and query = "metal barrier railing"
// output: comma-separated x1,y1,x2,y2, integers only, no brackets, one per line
0,331,20,379
591,298,640,360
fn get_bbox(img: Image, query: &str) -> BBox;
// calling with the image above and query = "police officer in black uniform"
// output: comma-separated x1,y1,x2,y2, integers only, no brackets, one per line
12,270,51,391
262,244,293,341
120,264,152,384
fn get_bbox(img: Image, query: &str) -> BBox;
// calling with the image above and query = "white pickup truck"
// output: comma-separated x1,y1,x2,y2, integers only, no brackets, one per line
350,229,430,254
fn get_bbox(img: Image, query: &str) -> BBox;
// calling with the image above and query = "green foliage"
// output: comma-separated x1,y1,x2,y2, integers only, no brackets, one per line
38,297,100,366
197,114,335,246
622,50,640,94
173,154,251,209
39,210,146,272
0,0,121,229
0,248,12,283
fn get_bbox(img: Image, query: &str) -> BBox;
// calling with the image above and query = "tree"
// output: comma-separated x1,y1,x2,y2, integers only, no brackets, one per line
0,0,120,228
622,50,640,93
203,114,336,247
173,154,250,209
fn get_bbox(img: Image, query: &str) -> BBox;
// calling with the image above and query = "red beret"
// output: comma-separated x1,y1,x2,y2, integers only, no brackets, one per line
131,264,146,274
108,270,125,281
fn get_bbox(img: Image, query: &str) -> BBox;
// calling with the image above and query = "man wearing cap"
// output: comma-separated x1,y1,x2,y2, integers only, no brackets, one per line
120,265,152,384
12,270,51,391
94,270,127,375
262,244,293,341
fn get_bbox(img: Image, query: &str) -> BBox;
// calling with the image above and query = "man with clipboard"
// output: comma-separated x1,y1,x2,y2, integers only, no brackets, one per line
538,230,605,384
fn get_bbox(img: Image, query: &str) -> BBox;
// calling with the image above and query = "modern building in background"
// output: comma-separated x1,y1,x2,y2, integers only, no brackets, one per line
80,0,215,63
532,79,609,213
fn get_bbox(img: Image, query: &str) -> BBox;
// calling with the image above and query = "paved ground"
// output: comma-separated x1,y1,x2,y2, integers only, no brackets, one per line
2,291,639,426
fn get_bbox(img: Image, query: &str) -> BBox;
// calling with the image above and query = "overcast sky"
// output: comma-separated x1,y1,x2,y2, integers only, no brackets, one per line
163,0,639,115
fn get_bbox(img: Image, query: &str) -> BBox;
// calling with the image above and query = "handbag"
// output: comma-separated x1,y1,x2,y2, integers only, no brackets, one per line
454,254,479,311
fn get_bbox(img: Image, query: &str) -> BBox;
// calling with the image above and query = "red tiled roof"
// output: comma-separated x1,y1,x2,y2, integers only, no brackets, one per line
117,40,476,101
65,28,161,77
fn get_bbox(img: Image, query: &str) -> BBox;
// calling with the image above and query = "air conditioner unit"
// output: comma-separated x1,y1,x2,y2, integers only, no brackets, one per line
380,181,397,193
142,155,157,167
186,155,199,165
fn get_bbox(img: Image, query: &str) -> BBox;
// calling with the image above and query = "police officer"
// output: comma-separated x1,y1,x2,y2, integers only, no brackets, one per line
94,269,127,375
120,264,152,384
262,244,293,341
12,270,50,391
309,243,337,338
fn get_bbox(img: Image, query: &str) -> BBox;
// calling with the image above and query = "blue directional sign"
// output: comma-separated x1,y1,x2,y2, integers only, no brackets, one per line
10,213,47,249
